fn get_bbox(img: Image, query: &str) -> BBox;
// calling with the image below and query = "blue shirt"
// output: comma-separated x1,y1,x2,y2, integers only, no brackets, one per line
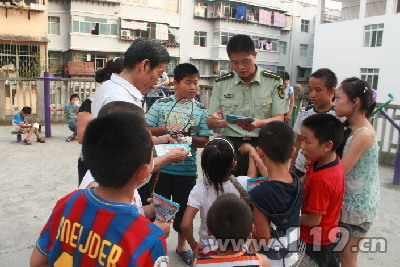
13,113,24,124
146,95,213,176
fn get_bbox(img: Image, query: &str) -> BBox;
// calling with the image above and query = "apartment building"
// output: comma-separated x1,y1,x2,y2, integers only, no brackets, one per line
313,0,400,104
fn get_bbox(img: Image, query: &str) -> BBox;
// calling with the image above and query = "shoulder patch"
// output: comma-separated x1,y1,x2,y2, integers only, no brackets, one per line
158,97,174,103
215,72,234,82
261,70,282,81
275,84,286,99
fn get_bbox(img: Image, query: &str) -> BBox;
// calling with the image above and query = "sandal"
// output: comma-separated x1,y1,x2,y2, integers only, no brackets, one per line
23,139,32,145
176,249,193,265
66,135,76,142
37,138,45,143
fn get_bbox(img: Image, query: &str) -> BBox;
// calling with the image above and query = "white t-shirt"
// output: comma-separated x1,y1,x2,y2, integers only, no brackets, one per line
187,176,249,255
91,73,143,118
293,105,345,173
284,85,294,112
79,170,144,216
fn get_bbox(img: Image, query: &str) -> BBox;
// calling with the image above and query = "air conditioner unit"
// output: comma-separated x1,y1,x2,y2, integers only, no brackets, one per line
120,30,130,39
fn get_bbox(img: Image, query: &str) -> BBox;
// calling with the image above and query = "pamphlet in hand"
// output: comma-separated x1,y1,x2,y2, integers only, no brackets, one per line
153,193,180,222
154,144,192,157
247,177,269,192
226,115,255,124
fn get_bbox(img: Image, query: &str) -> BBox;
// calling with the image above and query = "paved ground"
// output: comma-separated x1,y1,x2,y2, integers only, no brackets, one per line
0,124,399,266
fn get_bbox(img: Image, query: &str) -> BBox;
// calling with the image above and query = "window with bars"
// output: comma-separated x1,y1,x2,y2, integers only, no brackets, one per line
166,57,179,75
194,31,207,47
48,52,62,74
48,17,60,35
364,24,384,47
361,68,379,89
301,19,310,32
279,41,287,55
0,43,41,77
300,44,308,57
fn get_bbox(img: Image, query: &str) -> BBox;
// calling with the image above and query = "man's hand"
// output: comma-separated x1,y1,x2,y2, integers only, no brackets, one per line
207,109,227,129
284,113,292,123
166,148,189,164
236,118,261,132
156,134,176,144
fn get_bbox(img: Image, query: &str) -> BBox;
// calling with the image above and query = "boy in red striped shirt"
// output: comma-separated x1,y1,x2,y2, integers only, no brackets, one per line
30,112,170,267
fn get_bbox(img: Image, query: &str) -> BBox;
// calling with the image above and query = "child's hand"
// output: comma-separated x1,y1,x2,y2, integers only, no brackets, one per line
192,242,205,258
239,143,256,155
153,219,172,237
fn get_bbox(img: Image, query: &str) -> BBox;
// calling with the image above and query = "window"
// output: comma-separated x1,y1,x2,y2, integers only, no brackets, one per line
219,61,230,76
191,59,214,76
48,17,60,35
301,19,310,32
72,16,118,36
361,68,379,89
168,27,180,45
277,66,285,74
195,2,208,17
0,44,41,77
166,57,179,74
300,44,308,57
165,0,179,13
194,31,207,47
364,24,384,47
48,52,62,74
220,32,236,45
279,41,287,55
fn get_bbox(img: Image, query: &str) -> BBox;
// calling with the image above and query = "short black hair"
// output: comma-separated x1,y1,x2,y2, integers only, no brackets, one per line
310,68,337,89
282,72,290,81
207,193,253,250
201,137,235,193
21,106,31,114
226,34,255,56
95,58,124,83
124,38,170,70
258,121,294,164
70,94,79,101
302,113,343,151
174,63,200,83
98,101,145,118
82,112,153,188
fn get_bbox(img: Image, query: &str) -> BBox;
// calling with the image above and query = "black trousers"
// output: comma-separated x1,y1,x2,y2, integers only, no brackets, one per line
229,137,259,177
154,172,196,233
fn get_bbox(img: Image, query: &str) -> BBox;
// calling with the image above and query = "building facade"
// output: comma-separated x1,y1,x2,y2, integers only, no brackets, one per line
313,0,400,104
0,0,48,77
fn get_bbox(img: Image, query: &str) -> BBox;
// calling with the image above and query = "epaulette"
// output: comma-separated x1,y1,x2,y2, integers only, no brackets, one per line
158,97,174,103
195,102,206,109
304,104,314,111
261,70,282,80
215,72,234,82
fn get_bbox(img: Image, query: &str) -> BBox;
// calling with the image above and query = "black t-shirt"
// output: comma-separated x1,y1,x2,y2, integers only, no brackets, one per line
78,98,92,114
250,174,302,235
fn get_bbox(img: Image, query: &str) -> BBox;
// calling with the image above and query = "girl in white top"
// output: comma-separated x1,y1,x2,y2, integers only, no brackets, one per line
181,138,251,258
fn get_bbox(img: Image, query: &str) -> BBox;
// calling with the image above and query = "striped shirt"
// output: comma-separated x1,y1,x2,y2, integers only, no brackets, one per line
146,95,213,176
194,251,262,267
36,188,168,267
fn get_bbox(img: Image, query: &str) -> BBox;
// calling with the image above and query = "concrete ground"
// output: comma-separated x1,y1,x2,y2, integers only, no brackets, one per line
0,124,399,266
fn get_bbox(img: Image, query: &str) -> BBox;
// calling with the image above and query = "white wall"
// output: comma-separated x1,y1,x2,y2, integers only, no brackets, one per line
48,1,70,51
313,13,400,104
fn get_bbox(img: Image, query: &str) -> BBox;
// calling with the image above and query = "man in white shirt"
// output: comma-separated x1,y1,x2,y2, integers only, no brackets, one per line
92,38,170,118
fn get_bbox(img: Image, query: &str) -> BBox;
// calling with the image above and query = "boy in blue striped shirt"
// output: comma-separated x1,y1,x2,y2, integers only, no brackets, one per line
146,63,213,265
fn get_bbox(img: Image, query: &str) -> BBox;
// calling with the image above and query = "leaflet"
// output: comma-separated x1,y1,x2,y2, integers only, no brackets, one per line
153,193,180,222
154,144,192,157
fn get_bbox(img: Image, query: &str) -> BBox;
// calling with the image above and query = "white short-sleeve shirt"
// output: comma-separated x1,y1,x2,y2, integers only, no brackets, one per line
91,74,143,118
187,176,249,255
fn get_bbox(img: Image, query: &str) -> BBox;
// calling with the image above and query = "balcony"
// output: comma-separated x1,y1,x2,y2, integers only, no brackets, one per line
0,0,45,19
48,0,121,6
366,0,386,17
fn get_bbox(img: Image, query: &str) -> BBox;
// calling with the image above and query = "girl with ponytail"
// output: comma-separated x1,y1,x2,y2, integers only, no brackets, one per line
334,77,380,267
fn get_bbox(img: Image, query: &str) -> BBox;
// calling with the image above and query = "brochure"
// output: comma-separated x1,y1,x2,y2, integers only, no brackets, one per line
247,177,269,192
154,143,192,157
153,193,180,222
226,115,255,124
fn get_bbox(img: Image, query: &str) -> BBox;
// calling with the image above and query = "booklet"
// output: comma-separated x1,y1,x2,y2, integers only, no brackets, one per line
226,115,255,124
154,144,192,157
153,193,180,222
247,177,269,192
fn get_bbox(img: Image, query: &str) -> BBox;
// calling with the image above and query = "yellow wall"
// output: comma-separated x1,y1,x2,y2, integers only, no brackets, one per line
0,1,48,39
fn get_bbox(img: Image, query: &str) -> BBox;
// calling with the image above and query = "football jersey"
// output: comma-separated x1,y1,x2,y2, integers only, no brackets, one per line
36,188,168,266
